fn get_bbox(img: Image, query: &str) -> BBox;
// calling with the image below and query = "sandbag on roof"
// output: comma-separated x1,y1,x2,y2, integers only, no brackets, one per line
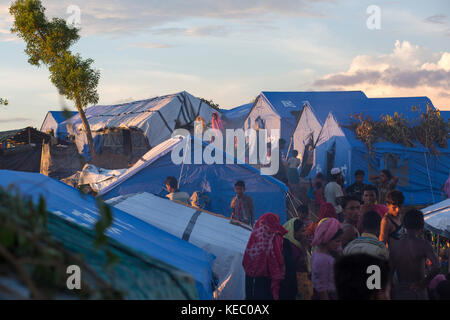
0,170,215,300
106,192,252,300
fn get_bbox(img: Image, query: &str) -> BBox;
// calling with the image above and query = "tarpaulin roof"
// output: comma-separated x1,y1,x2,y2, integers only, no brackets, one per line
256,91,437,126
260,91,368,124
99,136,289,224
41,111,78,134
220,103,253,129
359,97,436,124
422,199,450,238
107,192,251,300
57,91,218,159
0,170,215,299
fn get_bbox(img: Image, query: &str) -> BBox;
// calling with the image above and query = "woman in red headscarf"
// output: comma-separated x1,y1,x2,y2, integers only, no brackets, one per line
242,213,297,300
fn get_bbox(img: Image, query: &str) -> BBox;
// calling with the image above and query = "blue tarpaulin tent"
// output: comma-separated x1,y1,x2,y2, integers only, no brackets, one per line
220,103,253,130
0,170,215,299
310,96,450,205
40,111,78,135
244,91,367,155
100,136,289,224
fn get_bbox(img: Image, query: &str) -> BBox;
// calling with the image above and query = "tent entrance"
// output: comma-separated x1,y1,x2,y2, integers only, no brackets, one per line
326,142,336,180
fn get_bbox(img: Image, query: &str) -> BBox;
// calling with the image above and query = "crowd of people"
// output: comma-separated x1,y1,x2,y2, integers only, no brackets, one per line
242,166,450,300
164,114,450,300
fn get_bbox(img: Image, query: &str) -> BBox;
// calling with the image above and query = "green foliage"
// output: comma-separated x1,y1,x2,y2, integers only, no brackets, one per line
0,98,8,106
0,187,122,299
10,0,99,109
49,52,100,107
347,106,449,155
10,0,99,157
412,105,448,152
200,98,220,111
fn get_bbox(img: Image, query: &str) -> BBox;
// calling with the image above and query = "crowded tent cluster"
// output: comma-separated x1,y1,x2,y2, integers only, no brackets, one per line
1,89,450,300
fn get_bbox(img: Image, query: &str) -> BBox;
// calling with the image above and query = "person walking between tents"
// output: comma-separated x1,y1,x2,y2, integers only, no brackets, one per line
324,168,344,222
283,218,313,300
230,180,255,228
164,176,190,205
310,218,343,300
242,213,297,300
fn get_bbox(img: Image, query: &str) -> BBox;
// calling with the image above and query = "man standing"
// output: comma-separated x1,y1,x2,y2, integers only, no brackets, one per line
164,176,190,205
389,209,440,300
231,180,255,227
346,170,367,202
370,169,399,205
358,185,388,233
340,195,361,249
343,210,389,261
324,168,344,221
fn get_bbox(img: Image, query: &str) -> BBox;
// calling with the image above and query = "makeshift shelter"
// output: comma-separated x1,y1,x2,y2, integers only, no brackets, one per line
0,170,215,299
58,91,218,161
220,103,253,130
243,92,306,154
422,199,450,239
40,111,77,136
0,127,52,172
311,96,450,205
99,136,289,223
106,192,252,300
292,104,324,177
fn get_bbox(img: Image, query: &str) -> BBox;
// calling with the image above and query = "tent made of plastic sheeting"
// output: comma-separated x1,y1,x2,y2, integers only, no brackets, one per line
248,91,367,129
99,136,289,224
292,104,323,178
220,103,253,130
57,91,218,160
422,199,450,238
40,111,78,135
439,110,450,122
243,92,307,154
0,170,215,300
310,109,450,205
106,192,252,300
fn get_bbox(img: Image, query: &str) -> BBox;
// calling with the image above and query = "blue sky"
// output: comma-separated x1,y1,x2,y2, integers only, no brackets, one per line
0,0,449,130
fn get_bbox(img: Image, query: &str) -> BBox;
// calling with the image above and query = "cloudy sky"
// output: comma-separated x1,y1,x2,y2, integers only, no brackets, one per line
0,0,449,130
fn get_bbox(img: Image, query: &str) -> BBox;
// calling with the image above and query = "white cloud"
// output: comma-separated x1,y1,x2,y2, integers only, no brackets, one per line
0,0,333,38
312,40,450,108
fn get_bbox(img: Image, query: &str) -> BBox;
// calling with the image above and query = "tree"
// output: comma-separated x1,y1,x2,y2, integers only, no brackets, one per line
10,0,99,159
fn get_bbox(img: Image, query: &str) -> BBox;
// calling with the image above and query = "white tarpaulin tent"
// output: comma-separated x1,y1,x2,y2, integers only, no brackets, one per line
422,199,450,238
58,91,218,159
106,192,251,300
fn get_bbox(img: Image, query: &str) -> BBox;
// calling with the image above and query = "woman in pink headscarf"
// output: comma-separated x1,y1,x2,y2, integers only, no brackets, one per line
242,213,298,300
211,112,224,132
310,218,342,300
